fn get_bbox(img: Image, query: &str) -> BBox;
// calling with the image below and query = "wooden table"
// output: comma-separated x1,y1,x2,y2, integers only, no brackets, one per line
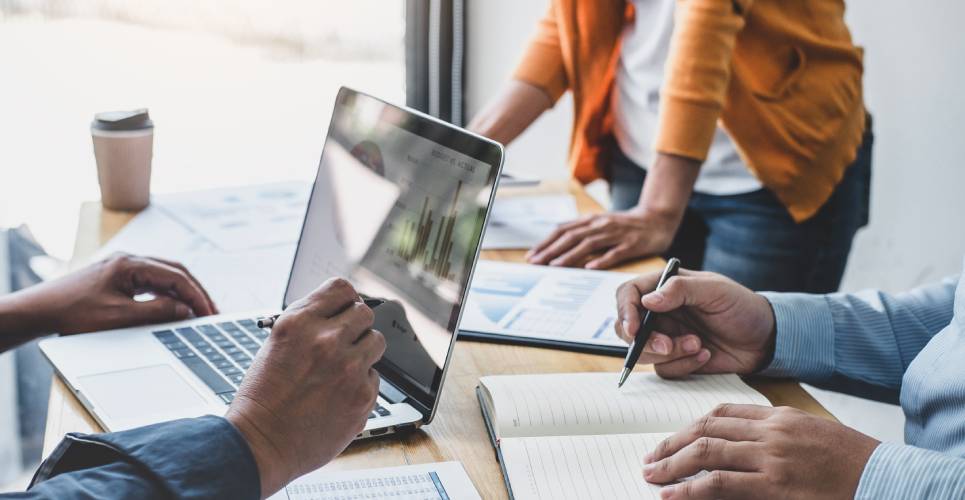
44,181,834,498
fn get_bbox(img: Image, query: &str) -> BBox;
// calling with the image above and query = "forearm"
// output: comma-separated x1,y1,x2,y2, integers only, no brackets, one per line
630,152,701,223
0,289,49,351
24,416,261,499
467,80,552,145
855,443,965,499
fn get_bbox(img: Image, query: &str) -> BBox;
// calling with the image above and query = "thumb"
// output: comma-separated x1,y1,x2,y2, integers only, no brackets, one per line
640,276,706,312
120,296,193,326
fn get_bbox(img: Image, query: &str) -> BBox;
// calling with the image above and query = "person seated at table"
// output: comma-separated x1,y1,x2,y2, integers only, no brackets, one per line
0,253,385,499
469,0,871,294
613,260,965,498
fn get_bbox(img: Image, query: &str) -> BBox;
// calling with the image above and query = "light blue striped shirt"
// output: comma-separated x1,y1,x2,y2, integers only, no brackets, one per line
760,258,965,498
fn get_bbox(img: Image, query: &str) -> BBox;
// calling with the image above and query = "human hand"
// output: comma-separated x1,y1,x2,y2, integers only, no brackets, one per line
525,210,679,269
643,404,880,499
615,269,775,378
225,278,386,499
9,253,216,336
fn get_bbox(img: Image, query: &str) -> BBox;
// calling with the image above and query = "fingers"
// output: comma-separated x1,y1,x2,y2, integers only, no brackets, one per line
644,405,774,498
299,278,361,318
150,257,219,314
634,332,700,361
117,295,193,326
550,234,620,267
634,333,711,378
615,270,685,343
639,273,712,313
652,348,712,378
528,225,600,266
526,215,593,261
659,471,763,500
644,437,759,484
585,243,635,269
708,403,775,421
329,301,376,345
645,332,697,356
123,257,215,317
353,328,387,367
615,281,644,343
646,414,764,465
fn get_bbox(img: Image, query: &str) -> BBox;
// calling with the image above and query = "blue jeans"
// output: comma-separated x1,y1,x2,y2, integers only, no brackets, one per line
609,120,873,293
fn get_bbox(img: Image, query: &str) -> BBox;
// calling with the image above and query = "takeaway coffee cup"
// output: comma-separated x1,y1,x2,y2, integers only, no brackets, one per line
91,109,154,211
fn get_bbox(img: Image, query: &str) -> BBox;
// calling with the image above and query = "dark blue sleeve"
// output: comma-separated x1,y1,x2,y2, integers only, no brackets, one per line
1,416,261,500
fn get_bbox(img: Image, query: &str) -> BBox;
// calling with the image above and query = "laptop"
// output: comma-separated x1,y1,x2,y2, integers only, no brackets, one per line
40,87,504,438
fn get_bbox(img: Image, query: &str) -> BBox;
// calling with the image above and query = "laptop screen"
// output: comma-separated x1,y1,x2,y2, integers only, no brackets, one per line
283,88,502,414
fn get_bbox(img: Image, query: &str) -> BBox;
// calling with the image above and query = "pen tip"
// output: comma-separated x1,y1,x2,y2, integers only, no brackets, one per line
617,368,630,388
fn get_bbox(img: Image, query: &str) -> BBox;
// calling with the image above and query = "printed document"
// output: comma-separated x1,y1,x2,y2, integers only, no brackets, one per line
268,461,481,500
155,182,310,252
481,195,578,250
94,183,308,312
461,261,634,347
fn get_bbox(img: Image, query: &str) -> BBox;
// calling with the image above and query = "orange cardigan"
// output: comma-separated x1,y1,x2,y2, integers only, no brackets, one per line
514,0,865,222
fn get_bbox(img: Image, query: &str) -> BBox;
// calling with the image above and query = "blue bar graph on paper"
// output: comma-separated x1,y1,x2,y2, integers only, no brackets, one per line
592,317,615,339
429,471,449,499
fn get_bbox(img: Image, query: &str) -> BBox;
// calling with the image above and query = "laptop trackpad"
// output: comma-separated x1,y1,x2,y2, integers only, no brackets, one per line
79,365,211,429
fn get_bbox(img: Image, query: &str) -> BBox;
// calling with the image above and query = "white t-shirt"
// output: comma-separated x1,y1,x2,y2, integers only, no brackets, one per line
612,0,761,195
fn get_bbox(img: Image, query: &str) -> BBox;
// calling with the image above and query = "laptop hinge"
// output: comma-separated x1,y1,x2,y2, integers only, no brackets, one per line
379,378,407,404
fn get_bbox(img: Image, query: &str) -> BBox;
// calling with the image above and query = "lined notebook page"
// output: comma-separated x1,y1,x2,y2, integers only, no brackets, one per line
501,432,672,500
481,372,770,438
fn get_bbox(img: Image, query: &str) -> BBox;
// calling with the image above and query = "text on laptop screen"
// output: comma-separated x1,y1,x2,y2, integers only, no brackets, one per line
284,89,499,409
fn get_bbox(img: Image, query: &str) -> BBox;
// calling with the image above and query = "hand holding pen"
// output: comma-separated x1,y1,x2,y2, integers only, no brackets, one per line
614,262,777,381
258,298,385,329
617,258,680,387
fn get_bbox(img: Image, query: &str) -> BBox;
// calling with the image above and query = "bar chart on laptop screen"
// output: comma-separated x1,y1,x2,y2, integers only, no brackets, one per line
391,181,463,281
348,122,493,324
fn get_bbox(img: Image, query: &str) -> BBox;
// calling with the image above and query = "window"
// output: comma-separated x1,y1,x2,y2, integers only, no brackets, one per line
0,0,404,489
0,0,405,260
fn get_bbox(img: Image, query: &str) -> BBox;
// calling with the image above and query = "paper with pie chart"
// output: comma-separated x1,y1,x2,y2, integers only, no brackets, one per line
461,261,634,347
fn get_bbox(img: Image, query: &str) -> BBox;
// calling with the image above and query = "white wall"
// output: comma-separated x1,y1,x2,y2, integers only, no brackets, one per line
466,0,572,181
842,1,965,292
466,0,965,293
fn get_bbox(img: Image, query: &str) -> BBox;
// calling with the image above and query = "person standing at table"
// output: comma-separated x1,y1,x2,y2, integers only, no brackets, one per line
469,0,872,293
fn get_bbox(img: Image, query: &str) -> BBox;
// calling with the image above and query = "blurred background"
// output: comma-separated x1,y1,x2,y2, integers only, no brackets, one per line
463,0,965,451
0,0,405,260
0,0,406,488
3,0,965,491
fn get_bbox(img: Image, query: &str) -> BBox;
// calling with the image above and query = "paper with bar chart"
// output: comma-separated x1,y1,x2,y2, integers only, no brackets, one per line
268,461,480,500
461,261,634,347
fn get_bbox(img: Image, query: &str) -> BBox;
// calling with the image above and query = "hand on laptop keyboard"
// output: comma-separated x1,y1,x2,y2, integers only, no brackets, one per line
224,277,385,499
9,253,217,340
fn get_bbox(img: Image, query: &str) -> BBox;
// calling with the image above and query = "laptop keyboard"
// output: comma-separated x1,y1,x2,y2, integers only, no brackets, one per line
153,319,268,404
152,319,393,419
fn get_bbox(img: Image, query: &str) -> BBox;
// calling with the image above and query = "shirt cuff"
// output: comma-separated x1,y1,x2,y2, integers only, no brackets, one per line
856,442,965,499
34,415,261,500
758,292,836,381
